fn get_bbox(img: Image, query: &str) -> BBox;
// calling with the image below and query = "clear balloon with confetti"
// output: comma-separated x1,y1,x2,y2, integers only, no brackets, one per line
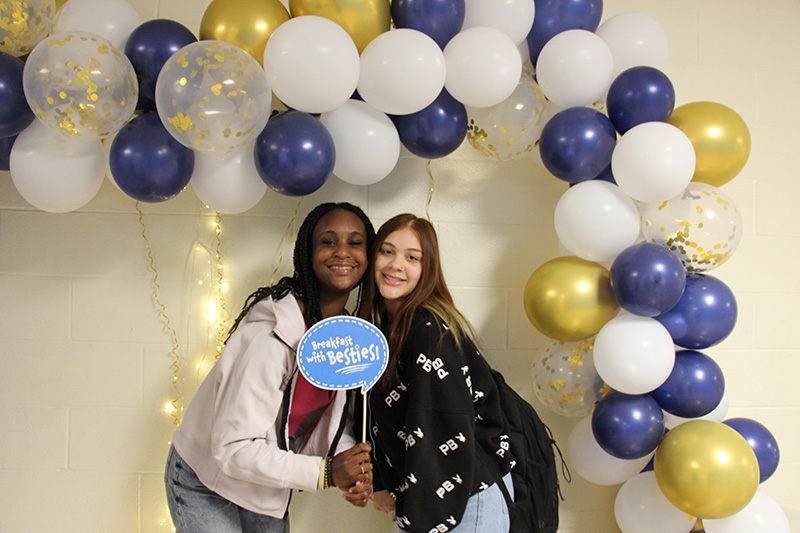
532,337,609,417
639,182,743,272
22,30,138,140
0,0,56,57
466,65,547,161
155,40,272,153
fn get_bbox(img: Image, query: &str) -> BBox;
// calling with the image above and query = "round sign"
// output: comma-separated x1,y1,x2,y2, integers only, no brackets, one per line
297,316,388,393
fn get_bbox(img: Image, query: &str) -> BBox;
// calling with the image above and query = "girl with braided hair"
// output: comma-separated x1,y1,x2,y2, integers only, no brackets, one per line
165,202,376,533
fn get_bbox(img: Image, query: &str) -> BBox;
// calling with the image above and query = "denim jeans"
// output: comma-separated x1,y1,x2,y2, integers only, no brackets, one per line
392,473,513,533
165,445,289,533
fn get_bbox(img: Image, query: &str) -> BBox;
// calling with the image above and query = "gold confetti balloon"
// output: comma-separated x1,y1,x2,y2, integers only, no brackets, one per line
0,0,56,57
640,182,742,272
154,40,272,154
22,30,138,140
531,337,609,417
466,65,547,161
523,256,619,341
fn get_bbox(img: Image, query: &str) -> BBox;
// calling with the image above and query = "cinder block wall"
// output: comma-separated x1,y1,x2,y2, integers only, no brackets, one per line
1,0,797,531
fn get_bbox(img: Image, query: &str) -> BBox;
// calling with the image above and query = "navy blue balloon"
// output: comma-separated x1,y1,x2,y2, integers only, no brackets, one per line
391,0,465,49
109,112,195,202
254,111,335,197
0,52,35,138
655,273,738,349
650,350,725,418
569,162,616,187
0,133,17,171
592,391,665,460
527,0,603,65
390,89,467,159
724,418,780,483
136,91,157,114
539,107,617,184
124,19,197,101
593,163,616,184
610,242,686,316
606,66,675,134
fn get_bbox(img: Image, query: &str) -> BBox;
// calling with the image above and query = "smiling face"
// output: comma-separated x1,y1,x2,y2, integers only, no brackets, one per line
311,209,368,304
374,226,423,318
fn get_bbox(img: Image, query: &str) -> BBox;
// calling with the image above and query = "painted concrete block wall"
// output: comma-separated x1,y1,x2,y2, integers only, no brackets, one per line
0,0,797,531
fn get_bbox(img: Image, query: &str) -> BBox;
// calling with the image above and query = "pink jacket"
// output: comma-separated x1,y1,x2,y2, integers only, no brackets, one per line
172,293,355,516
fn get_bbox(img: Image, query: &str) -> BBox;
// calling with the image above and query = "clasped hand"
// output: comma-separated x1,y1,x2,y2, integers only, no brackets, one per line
332,442,373,507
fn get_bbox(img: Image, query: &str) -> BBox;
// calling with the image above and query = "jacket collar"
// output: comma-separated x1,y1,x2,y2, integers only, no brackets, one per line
245,293,306,349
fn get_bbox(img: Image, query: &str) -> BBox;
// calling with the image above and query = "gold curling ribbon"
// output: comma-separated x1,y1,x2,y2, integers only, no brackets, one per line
213,211,227,362
425,160,434,224
270,197,305,285
136,202,182,427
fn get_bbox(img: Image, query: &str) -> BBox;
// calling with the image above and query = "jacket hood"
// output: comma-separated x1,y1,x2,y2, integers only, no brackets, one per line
243,292,305,348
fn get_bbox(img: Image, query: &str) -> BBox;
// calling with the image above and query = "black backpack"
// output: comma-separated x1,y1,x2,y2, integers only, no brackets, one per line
483,368,568,533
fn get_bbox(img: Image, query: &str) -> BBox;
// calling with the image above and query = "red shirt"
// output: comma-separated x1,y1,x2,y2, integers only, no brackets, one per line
289,370,334,437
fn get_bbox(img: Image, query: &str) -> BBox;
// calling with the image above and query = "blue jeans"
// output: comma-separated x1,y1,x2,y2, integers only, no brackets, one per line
392,473,513,533
165,445,289,533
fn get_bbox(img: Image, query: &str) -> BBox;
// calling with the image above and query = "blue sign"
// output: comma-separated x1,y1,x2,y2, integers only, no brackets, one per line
297,316,388,393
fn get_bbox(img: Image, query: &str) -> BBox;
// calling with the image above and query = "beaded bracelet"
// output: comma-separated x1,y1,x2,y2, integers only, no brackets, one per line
324,457,334,489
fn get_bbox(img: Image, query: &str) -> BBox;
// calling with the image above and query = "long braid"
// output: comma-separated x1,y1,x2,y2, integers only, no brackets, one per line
226,202,375,342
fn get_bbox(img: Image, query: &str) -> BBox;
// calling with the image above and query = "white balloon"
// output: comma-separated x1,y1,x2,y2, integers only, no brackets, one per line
664,387,729,429
443,26,522,108
554,181,640,263
593,314,675,394
704,490,791,533
462,0,535,45
9,120,104,213
263,16,360,114
319,100,400,186
358,29,445,115
567,416,653,486
615,472,697,533
191,142,267,214
612,122,696,203
536,29,614,108
596,12,669,80
51,0,141,50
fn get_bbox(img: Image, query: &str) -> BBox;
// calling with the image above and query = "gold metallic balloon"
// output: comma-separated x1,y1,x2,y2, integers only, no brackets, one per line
289,0,390,53
668,101,751,187
654,420,759,519
199,0,290,66
523,256,619,341
0,0,56,57
691,519,705,532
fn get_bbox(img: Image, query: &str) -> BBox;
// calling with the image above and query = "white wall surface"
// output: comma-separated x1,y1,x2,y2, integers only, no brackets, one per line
1,0,798,531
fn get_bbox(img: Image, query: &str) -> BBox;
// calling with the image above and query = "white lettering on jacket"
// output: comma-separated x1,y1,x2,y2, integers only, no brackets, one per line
416,353,449,379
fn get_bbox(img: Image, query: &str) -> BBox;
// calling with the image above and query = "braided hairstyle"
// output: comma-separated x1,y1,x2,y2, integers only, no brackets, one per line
227,202,375,340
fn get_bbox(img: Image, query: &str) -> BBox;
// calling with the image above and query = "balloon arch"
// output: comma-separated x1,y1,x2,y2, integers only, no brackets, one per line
0,0,787,531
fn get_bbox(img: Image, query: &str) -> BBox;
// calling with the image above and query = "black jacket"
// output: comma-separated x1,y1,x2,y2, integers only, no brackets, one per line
367,309,511,532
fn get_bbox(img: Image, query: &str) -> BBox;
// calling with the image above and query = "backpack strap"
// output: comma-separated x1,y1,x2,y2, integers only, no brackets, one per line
476,445,514,509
